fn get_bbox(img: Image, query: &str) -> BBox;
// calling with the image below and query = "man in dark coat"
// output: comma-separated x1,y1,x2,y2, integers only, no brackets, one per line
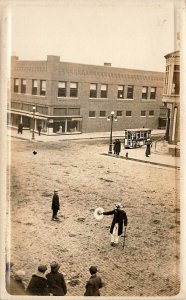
26,265,49,296
101,203,128,246
113,139,121,156
145,139,152,157
84,266,103,296
17,123,23,134
46,261,67,296
52,190,60,220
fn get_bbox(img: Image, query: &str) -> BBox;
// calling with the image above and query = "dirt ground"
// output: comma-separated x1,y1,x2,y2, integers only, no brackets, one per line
7,138,180,296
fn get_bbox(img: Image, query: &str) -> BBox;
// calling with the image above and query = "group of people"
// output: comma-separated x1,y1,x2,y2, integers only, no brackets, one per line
113,138,153,158
17,123,42,135
6,261,103,296
113,139,121,156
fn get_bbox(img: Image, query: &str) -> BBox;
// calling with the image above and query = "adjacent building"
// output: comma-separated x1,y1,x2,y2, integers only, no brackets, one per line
162,51,180,156
8,55,166,134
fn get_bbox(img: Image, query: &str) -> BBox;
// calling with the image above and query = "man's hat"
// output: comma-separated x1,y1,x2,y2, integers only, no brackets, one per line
38,265,47,273
89,266,97,274
14,270,25,280
94,207,104,221
50,261,60,271
54,189,58,192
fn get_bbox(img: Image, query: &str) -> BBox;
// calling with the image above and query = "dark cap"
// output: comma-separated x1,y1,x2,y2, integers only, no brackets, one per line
38,265,47,273
50,261,60,271
89,266,97,274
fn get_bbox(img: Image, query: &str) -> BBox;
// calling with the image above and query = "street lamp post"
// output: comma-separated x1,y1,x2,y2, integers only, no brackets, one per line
32,106,36,140
107,111,117,154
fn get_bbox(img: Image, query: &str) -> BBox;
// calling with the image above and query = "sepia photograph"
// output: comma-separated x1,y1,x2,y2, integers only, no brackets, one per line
0,0,185,298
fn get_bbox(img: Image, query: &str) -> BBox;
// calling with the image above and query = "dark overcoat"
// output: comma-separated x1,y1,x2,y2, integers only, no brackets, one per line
145,141,152,156
113,140,121,154
46,271,67,296
52,194,60,210
26,274,50,296
84,274,103,296
103,209,128,236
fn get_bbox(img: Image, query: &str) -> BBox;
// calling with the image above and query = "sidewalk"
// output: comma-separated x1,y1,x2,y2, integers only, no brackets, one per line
103,142,180,170
8,127,179,169
8,127,165,142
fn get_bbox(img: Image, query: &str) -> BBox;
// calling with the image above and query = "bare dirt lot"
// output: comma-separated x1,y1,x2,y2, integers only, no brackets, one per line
7,138,180,296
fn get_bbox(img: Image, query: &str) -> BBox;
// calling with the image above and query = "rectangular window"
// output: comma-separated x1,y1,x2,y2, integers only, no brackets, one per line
70,82,78,97
37,106,48,115
58,81,66,97
40,80,46,96
11,101,22,110
22,103,32,111
117,111,122,117
141,110,146,117
90,83,97,98
100,111,106,117
127,85,133,99
142,86,148,99
89,111,96,118
21,79,26,94
53,108,67,116
101,84,108,98
126,110,132,117
14,78,19,93
149,110,154,116
67,108,80,115
117,85,124,99
32,79,38,95
150,87,156,99
172,68,180,95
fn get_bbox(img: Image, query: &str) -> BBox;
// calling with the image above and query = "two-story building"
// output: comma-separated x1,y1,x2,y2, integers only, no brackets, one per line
162,51,180,156
8,55,165,134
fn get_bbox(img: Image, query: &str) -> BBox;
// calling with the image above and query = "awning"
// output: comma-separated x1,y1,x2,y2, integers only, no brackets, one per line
8,110,48,120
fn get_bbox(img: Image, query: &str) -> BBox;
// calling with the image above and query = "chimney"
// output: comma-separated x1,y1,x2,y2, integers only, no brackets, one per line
104,62,112,67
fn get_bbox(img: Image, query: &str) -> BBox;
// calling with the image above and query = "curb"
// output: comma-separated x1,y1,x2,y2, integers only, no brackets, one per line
101,153,180,170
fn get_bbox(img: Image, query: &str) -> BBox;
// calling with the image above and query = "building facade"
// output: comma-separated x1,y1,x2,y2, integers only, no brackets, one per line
8,55,165,134
162,51,180,156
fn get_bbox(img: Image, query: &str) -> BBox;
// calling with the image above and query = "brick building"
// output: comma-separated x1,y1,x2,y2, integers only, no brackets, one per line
8,55,166,134
162,51,180,156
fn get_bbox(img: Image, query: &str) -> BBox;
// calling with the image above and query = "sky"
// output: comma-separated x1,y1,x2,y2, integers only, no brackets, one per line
7,0,180,72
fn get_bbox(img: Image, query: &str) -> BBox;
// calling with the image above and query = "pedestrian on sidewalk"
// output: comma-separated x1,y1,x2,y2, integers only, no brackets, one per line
84,266,103,296
98,203,128,247
17,123,23,134
51,189,60,221
46,261,67,296
38,125,42,136
145,138,152,157
26,265,49,296
113,139,121,156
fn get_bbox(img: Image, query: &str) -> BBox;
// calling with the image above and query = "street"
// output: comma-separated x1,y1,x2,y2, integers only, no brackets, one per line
7,137,180,296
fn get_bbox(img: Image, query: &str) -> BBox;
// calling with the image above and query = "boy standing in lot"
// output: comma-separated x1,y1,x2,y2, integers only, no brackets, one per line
84,266,103,296
51,189,60,220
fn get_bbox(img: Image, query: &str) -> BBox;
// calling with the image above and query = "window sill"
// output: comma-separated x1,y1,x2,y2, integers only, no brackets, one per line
117,98,134,101
149,115,155,117
126,115,132,117
140,116,146,117
141,99,156,102
88,117,96,118
89,98,108,100
57,97,79,100
99,116,106,118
